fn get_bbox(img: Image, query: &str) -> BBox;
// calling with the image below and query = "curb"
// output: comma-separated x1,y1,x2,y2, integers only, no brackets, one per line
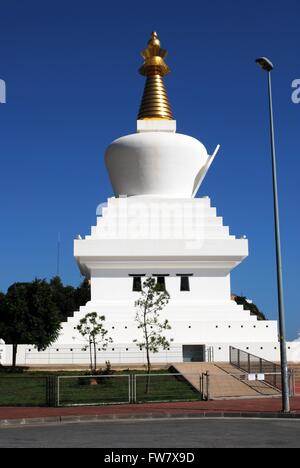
1,411,300,427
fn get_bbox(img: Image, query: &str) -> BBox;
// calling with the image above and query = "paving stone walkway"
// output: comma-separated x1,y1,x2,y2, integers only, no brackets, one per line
0,398,300,424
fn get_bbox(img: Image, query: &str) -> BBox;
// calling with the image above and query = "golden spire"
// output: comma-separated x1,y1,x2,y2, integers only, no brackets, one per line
138,32,173,120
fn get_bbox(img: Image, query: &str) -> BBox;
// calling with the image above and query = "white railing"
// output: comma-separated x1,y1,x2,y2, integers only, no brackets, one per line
57,374,131,407
56,372,203,406
133,373,202,404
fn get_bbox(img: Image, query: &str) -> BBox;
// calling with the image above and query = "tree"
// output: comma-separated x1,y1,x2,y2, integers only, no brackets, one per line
134,277,172,392
233,295,266,321
0,292,6,343
0,280,61,367
77,312,112,374
50,276,91,322
74,279,91,310
50,276,77,322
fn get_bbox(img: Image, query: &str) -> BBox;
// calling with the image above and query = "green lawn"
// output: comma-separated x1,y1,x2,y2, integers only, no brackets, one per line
58,375,130,406
135,374,201,403
0,376,49,406
0,370,202,407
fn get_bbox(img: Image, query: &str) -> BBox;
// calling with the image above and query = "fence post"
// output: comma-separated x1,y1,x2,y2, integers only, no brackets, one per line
133,374,135,404
248,354,251,374
289,370,295,397
130,374,132,403
238,349,240,368
206,372,210,401
46,376,57,407
130,374,136,404
273,364,277,388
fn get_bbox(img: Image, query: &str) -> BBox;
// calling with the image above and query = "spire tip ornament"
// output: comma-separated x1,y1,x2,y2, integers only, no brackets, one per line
148,31,161,48
138,32,173,120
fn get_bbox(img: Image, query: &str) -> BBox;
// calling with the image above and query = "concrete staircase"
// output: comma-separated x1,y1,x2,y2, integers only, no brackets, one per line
172,363,280,400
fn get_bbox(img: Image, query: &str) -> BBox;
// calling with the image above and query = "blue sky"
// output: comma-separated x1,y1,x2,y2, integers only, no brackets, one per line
0,0,299,339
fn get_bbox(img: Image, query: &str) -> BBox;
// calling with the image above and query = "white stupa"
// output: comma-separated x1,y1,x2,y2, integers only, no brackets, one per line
3,33,300,366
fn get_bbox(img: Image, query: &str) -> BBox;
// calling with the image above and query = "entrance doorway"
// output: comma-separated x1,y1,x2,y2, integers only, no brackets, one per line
183,345,205,362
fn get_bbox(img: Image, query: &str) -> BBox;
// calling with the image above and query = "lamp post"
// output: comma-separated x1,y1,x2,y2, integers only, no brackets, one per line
256,57,290,413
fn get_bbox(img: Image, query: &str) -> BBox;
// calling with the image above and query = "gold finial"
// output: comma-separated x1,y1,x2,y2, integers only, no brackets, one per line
148,31,161,47
138,32,173,120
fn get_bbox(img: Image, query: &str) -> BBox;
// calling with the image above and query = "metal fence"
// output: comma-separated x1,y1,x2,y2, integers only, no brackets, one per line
56,373,203,406
133,373,202,404
200,371,284,400
57,375,131,407
290,369,300,396
0,372,204,407
2,367,298,408
0,375,54,407
230,346,284,391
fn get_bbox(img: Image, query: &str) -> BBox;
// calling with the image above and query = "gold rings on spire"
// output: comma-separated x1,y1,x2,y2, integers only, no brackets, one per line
138,32,174,120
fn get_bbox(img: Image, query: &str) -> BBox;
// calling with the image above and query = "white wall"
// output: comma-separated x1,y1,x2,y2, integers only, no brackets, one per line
90,275,231,303
0,341,6,365
2,341,300,366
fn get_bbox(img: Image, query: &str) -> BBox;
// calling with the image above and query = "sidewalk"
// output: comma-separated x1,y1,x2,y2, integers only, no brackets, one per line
1,398,300,426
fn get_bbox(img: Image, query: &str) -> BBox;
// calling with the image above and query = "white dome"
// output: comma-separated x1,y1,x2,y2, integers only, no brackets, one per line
105,131,209,198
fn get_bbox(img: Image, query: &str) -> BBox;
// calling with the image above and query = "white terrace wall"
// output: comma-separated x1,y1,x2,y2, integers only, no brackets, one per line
2,341,300,367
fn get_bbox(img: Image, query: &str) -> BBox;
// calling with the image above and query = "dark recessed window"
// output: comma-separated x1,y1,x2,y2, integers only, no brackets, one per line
180,276,190,292
156,276,166,292
132,276,142,292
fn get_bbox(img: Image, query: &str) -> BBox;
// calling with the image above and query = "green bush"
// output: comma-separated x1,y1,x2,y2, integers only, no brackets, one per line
0,365,28,374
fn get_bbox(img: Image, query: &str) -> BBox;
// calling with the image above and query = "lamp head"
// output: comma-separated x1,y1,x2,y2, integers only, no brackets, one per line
256,57,274,72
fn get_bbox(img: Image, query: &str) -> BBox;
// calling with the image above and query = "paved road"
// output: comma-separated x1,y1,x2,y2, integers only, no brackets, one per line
0,418,300,448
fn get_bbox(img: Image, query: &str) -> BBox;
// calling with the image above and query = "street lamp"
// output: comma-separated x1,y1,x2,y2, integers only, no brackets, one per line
256,57,290,413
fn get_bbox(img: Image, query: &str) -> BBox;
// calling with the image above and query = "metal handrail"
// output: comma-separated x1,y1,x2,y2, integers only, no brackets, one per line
230,346,290,392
